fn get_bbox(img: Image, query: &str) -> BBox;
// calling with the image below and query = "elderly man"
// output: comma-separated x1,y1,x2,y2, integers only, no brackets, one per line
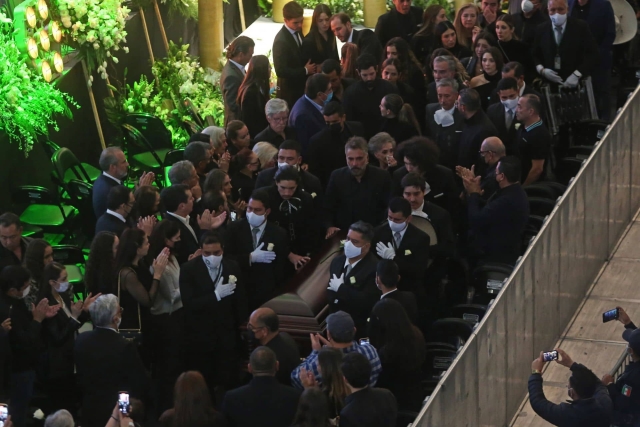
425,78,464,170
247,308,300,385
74,295,148,427
184,141,213,189
254,99,298,149
0,213,31,271
427,56,457,104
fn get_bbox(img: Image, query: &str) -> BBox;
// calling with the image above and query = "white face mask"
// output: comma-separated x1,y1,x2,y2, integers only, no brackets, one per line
550,12,567,26
501,97,519,111
521,0,534,13
21,285,31,299
203,254,222,269
388,219,407,233
246,211,266,228
278,162,300,171
56,281,70,293
344,240,362,259
434,109,455,127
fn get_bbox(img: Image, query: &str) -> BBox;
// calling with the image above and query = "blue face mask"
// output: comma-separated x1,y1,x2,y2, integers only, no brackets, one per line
324,91,333,106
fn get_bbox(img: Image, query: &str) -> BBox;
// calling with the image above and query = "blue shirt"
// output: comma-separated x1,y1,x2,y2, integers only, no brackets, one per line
304,95,323,113
290,341,382,389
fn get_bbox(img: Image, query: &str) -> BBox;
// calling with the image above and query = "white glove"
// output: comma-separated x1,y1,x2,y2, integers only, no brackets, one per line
327,273,344,292
541,68,563,84
250,242,276,264
376,242,396,260
214,277,236,301
563,73,580,88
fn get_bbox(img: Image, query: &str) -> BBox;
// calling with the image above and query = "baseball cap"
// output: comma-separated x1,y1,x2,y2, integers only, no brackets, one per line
326,311,355,343
622,328,640,353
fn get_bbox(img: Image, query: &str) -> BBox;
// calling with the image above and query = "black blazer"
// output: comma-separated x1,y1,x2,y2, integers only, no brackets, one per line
381,290,418,323
255,167,323,200
425,102,466,170
301,30,339,66
221,376,301,427
372,222,430,296
74,328,149,427
339,387,398,427
179,256,248,350
95,212,128,237
223,219,290,309
343,80,398,140
419,201,456,260
221,60,246,126
374,6,424,46
379,117,419,145
273,25,306,108
253,126,297,150
327,252,380,337
324,165,391,231
239,84,269,138
487,102,520,154
532,17,599,80
352,28,383,61
164,213,201,265
92,174,119,217
457,110,498,170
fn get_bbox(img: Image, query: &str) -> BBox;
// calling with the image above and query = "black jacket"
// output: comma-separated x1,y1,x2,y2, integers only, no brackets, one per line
497,39,535,81
513,9,549,48
265,332,301,386
239,84,269,138
301,30,339,66
379,117,419,145
0,294,43,373
92,174,119,217
487,102,520,154
381,290,418,323
458,110,498,170
164,213,202,265
339,387,398,427
95,212,129,237
343,80,398,140
351,28,383,61
324,165,391,231
221,376,301,427
255,167,322,201
425,103,465,170
374,6,423,46
418,201,456,260
273,25,307,108
253,126,297,150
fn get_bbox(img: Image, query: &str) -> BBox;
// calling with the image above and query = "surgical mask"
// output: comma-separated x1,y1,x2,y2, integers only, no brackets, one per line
550,12,567,26
434,109,454,127
324,91,333,106
56,281,70,293
329,123,342,133
501,97,519,111
278,162,300,171
344,240,362,259
521,0,534,13
246,211,266,228
21,285,31,299
388,220,407,233
203,254,222,270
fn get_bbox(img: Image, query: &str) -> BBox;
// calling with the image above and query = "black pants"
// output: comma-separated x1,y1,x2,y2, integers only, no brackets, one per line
149,310,185,414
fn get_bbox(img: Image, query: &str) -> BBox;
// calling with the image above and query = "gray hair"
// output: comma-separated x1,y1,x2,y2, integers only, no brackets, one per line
434,55,456,72
344,136,368,155
168,160,196,185
184,141,210,166
98,146,123,172
253,142,278,168
44,410,74,427
349,220,374,242
89,294,119,327
202,126,226,150
265,98,289,117
368,132,396,155
436,78,459,92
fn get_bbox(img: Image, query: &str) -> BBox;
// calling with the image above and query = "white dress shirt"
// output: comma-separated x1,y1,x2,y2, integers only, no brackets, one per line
102,171,121,185
106,209,126,223
165,211,198,241
229,59,246,76
411,202,430,219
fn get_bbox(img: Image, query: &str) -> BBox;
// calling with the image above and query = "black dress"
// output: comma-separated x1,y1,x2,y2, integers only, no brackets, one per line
239,84,269,138
448,43,473,60
231,171,256,203
474,72,502,111
411,32,436,66
497,38,535,82
379,117,419,144
301,30,339,66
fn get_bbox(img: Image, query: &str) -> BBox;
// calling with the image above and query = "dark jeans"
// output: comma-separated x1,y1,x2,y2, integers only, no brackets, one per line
9,370,35,427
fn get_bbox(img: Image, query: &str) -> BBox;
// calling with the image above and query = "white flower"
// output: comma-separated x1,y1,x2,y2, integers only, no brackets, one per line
515,123,521,130
34,410,45,420
106,51,111,57
128,105,134,112
228,275,237,284
123,46,129,53
93,42,100,49
112,57,118,64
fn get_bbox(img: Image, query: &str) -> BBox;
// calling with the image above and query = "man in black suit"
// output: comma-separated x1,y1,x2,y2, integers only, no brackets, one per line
221,36,254,126
375,259,418,324
373,197,430,299
426,56,457,105
515,94,552,185
75,295,148,427
374,0,423,46
462,156,530,266
326,221,380,337
322,59,354,103
180,231,248,394
307,101,365,187
247,308,300,386
254,98,297,149
342,54,397,140
533,0,599,88
273,1,316,108
221,346,301,427
339,352,397,427
489,62,543,105
513,0,549,47
184,141,213,189
487,78,521,154
224,189,290,310
330,13,382,60
324,137,391,238
95,185,133,237
476,137,506,200
425,78,464,171
456,88,498,171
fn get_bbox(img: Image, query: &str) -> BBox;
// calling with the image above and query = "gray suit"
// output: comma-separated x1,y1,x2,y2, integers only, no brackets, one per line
220,60,245,126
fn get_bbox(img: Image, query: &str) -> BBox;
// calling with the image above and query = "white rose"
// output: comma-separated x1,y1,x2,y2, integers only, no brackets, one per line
112,57,118,64
228,275,237,284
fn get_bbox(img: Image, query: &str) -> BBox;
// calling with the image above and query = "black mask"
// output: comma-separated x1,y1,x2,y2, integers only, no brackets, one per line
242,329,257,343
330,123,342,133
204,158,217,173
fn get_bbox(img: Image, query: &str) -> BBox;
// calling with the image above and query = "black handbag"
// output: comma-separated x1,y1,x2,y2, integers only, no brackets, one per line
117,268,143,346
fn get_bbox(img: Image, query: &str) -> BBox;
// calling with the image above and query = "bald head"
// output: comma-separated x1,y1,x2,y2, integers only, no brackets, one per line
250,307,280,332
480,137,505,166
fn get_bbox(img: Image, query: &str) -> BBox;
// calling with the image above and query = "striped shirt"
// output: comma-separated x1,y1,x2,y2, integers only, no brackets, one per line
290,341,382,389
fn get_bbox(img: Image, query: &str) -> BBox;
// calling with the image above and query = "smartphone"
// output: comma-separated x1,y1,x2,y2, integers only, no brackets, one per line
0,404,7,427
543,350,559,362
603,308,619,323
359,338,370,345
118,392,131,416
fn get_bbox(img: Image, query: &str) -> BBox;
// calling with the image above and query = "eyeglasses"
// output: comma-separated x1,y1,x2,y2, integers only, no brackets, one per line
247,323,265,332
478,150,494,156
270,116,288,123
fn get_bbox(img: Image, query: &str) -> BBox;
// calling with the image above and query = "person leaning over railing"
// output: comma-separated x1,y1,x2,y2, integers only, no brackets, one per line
601,307,640,427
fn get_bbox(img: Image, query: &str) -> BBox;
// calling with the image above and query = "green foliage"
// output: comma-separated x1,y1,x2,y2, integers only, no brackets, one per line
130,0,198,20
257,0,274,17
0,11,78,155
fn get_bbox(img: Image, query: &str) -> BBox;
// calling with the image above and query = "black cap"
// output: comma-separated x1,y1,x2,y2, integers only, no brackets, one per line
622,328,640,353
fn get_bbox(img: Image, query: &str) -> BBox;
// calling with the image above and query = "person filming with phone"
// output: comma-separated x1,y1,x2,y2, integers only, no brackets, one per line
528,348,612,426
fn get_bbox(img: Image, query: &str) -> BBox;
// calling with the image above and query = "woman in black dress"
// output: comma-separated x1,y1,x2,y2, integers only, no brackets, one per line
301,4,338,66
411,4,448,66
495,14,535,82
237,55,271,138
469,46,505,110
434,21,472,60
381,58,415,107
462,31,497,79
379,94,421,143
230,147,260,202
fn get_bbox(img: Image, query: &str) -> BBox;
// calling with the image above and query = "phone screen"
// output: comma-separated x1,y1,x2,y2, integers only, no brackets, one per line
602,308,619,323
0,404,7,427
359,338,370,345
118,392,130,416
543,350,559,362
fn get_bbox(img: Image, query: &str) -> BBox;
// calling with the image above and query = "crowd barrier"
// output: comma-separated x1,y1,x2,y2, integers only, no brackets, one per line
414,84,640,427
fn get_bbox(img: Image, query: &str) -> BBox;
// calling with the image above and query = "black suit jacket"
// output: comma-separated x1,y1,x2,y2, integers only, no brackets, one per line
273,25,306,108
239,84,269,138
253,125,297,149
255,167,322,199
179,256,248,350
221,376,301,427
75,328,149,427
339,387,398,427
420,201,456,260
95,212,128,237
458,110,498,170
324,166,391,231
92,174,119,217
425,103,465,170
327,252,380,337
224,219,290,309
343,80,398,140
381,290,418,323
372,223,430,296
487,102,520,154
164,213,201,265
221,60,246,126
351,28,383,61
532,17,599,80
374,6,423,46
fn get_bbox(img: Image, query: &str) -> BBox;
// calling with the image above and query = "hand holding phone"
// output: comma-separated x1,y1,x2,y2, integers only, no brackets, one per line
118,392,131,417
603,308,620,323
543,350,558,362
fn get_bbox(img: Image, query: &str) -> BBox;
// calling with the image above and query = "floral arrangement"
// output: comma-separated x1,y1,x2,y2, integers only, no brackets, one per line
130,0,198,20
53,0,130,78
0,11,77,155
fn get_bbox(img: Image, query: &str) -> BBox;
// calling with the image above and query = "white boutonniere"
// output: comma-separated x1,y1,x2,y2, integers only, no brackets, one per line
267,243,275,251
350,277,356,284
515,123,521,130
311,192,317,198
228,275,237,284
340,240,346,248
405,249,412,256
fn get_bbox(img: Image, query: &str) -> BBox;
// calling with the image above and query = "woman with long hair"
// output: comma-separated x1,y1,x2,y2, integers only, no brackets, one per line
291,387,332,427
495,14,534,81
434,21,472,60
463,31,497,78
379,94,421,142
453,3,480,49
22,238,53,307
204,169,241,220
412,5,448,65
202,126,231,172
230,147,260,203
340,42,359,79
85,231,118,295
470,46,505,110
302,4,338,66
368,298,426,411
384,37,426,101
159,371,225,427
237,55,272,138
317,347,349,420
381,58,415,107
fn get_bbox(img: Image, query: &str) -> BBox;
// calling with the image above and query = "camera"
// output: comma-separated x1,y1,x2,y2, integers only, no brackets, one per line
602,308,619,323
118,392,131,416
543,350,559,362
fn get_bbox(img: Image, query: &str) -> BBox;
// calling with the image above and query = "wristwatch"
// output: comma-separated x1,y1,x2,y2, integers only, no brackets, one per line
532,369,542,375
